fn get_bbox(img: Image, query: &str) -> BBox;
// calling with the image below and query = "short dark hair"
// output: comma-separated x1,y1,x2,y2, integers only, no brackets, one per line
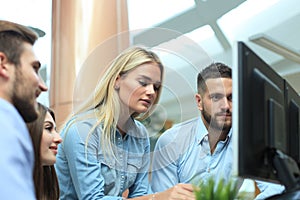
0,20,38,66
197,62,232,94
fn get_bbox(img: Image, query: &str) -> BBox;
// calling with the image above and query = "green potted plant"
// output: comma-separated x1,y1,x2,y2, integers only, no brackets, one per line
194,176,250,200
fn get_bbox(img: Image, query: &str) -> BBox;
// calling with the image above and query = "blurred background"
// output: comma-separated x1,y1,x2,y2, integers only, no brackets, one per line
1,0,299,130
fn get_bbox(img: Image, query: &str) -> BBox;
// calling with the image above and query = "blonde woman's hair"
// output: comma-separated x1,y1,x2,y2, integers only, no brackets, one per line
66,46,164,158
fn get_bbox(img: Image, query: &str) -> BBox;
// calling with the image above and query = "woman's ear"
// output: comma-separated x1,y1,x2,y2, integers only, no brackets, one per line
114,75,121,90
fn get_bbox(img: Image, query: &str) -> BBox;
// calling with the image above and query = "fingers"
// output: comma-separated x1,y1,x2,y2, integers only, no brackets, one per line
177,183,194,192
171,184,195,200
160,183,196,200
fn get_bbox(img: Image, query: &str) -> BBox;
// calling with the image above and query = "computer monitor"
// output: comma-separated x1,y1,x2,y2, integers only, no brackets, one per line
236,41,287,182
234,41,300,198
285,81,300,163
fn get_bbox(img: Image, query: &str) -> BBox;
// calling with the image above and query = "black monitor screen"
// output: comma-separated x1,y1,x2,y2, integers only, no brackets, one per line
285,81,300,164
236,41,287,182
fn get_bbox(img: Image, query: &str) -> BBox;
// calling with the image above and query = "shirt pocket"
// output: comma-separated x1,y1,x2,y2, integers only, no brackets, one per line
100,157,117,194
127,156,143,186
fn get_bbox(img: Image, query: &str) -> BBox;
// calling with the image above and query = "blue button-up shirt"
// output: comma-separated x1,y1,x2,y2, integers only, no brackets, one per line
151,117,284,199
55,113,151,200
0,98,35,199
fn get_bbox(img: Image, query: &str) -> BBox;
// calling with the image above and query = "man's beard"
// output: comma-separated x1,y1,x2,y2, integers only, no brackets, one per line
12,69,38,123
202,106,231,132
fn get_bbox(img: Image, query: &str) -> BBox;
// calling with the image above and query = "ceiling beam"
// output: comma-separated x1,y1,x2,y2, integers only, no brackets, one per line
209,21,231,50
133,7,205,47
133,0,246,47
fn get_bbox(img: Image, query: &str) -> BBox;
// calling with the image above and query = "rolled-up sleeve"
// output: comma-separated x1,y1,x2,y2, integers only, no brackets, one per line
255,180,285,199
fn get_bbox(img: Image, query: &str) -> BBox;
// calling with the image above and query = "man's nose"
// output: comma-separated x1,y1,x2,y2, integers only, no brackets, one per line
39,75,48,92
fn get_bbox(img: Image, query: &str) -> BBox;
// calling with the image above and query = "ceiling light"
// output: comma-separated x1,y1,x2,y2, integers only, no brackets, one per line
249,33,300,64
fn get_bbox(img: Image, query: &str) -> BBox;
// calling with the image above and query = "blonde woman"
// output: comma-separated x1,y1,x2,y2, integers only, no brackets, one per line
55,46,195,200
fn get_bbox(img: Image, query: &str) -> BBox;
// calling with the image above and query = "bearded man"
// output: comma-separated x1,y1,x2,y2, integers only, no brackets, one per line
151,62,284,199
0,20,48,199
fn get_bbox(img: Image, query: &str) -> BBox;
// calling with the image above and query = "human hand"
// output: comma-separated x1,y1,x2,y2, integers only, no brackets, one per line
158,183,195,200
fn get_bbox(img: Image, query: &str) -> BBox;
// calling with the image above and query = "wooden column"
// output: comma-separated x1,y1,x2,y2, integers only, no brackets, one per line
50,0,129,128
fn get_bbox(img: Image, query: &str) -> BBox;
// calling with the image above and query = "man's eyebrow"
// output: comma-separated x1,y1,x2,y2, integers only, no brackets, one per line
208,92,224,96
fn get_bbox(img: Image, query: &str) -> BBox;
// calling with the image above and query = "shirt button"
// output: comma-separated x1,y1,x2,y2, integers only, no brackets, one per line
121,175,125,179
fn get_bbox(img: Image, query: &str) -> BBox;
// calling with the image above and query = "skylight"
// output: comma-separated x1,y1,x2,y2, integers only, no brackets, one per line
127,0,195,30
217,0,280,42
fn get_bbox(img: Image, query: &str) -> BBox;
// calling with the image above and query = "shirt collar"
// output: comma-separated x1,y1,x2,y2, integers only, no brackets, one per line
195,116,233,144
195,117,209,143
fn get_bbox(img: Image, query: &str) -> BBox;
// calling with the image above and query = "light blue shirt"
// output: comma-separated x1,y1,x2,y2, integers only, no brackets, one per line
0,98,35,199
151,117,285,199
55,113,151,200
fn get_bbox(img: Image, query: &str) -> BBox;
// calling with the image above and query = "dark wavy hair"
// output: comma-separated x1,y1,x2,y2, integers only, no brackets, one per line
26,103,60,200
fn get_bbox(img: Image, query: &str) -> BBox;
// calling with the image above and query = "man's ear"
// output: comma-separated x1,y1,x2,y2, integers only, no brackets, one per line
0,52,10,78
195,93,203,111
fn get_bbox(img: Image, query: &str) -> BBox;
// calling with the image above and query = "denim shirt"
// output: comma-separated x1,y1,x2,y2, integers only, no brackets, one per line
55,114,151,200
151,117,284,199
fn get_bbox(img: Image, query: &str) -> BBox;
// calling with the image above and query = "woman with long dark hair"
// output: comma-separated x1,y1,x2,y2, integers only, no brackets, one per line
27,102,62,200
